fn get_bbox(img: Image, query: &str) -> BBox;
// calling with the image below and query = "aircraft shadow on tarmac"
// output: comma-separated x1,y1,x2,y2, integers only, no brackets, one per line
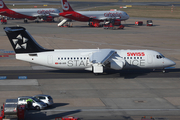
26,109,81,120
48,68,180,79
48,103,69,109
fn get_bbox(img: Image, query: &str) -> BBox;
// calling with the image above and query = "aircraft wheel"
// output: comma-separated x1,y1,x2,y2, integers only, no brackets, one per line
36,106,40,110
94,73,99,76
24,19,28,23
162,69,166,73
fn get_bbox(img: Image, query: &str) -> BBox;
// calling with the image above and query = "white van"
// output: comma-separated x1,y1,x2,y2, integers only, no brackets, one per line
17,96,47,110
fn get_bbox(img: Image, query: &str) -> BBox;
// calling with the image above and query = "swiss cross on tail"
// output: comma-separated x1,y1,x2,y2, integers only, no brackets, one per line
61,0,74,12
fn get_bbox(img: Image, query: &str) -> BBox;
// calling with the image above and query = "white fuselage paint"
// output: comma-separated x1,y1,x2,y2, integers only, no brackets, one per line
77,11,129,21
15,49,175,71
11,8,60,17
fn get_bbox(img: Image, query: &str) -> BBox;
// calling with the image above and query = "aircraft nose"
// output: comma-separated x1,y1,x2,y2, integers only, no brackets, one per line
127,14,129,19
164,58,176,67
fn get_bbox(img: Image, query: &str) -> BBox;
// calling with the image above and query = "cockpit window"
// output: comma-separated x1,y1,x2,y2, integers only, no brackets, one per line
124,12,128,15
156,55,165,59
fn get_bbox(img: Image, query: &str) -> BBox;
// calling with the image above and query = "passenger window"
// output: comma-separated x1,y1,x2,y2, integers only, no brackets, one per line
134,57,136,59
124,57,126,59
61,58,63,60
140,57,142,59
64,58,66,60
127,57,129,59
77,57,79,59
74,57,76,59
130,57,132,59
137,57,139,59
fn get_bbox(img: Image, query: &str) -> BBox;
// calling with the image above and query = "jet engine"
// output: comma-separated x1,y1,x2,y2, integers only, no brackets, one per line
110,58,125,70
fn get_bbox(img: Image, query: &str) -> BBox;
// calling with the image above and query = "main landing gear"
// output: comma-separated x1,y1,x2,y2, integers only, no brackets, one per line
24,19,28,23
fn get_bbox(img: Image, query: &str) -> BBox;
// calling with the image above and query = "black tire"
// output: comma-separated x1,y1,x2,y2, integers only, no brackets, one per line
36,106,40,110
46,104,49,107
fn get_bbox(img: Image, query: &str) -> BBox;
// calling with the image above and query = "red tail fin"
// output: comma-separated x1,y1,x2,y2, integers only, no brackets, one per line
0,0,8,9
61,0,74,12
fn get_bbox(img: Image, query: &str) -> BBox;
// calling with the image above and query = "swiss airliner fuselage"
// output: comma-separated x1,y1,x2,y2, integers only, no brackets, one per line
4,27,175,74
16,49,175,70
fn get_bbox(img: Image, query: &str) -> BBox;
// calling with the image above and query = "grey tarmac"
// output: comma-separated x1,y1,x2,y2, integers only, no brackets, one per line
0,16,180,120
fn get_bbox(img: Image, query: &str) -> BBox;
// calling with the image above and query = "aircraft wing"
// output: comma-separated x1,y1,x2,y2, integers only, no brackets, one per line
32,14,49,17
0,11,6,14
33,13,59,17
99,17,120,20
89,49,116,66
65,14,73,16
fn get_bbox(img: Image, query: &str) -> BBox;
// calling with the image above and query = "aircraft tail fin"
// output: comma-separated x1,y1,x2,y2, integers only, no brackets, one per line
4,26,53,54
61,0,74,12
0,0,9,9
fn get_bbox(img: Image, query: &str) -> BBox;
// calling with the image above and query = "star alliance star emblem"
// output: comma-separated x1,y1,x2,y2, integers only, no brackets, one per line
12,34,28,49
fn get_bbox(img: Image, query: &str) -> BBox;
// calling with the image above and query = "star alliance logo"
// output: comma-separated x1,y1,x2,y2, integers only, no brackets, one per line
12,34,28,50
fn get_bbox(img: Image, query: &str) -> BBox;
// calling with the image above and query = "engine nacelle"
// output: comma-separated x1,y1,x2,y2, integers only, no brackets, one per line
43,16,54,22
110,58,125,70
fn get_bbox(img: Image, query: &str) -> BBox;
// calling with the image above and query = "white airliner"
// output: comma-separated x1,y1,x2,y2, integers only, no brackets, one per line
58,0,129,26
0,0,60,23
4,27,175,73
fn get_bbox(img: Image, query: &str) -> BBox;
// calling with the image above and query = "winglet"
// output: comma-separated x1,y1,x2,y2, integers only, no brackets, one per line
4,26,53,53
61,0,74,12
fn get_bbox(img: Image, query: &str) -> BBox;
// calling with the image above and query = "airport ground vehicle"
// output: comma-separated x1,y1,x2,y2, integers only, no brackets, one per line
17,96,47,110
55,116,80,120
135,21,143,26
147,20,153,26
34,94,54,106
1,17,7,24
103,19,124,30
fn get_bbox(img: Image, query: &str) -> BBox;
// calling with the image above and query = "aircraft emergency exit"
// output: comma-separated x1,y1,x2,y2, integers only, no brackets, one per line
4,26,175,74
0,0,60,23
58,0,129,27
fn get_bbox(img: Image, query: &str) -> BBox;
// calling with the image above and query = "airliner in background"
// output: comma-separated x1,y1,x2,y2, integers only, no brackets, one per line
58,0,129,27
4,26,175,74
0,0,60,23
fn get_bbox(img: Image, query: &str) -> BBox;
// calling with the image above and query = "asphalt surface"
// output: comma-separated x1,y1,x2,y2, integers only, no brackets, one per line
0,2,180,120
0,69,180,79
5,1,180,9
